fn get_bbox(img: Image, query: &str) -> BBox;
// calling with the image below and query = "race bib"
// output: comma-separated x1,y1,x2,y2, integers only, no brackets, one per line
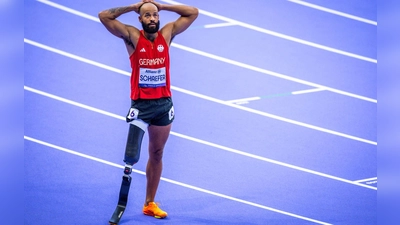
126,107,139,123
139,67,166,88
169,106,174,120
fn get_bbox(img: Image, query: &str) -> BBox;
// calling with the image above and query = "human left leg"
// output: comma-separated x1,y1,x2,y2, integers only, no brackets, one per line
145,123,171,204
142,124,171,218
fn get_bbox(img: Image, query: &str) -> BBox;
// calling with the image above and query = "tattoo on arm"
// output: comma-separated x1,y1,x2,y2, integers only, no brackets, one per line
108,6,131,15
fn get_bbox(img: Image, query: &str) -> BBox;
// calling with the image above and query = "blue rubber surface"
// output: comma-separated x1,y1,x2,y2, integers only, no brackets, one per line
24,0,377,224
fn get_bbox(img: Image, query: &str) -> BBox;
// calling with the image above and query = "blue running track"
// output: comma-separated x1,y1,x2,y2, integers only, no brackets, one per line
24,0,377,224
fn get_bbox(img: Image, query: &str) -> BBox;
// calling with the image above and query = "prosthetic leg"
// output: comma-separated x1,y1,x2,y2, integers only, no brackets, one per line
109,122,146,225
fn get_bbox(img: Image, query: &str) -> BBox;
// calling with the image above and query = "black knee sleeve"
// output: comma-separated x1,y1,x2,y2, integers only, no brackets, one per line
124,124,145,166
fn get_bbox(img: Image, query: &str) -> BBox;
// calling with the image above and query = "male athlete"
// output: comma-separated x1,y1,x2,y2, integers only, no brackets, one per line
98,1,198,224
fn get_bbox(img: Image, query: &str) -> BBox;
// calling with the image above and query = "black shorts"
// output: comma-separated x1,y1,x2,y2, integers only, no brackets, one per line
126,97,174,126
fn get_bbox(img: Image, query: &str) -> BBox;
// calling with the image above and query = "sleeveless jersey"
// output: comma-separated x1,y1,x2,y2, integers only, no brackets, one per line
129,31,171,100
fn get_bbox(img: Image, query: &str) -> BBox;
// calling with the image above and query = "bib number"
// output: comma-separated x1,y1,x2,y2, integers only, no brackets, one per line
126,107,139,123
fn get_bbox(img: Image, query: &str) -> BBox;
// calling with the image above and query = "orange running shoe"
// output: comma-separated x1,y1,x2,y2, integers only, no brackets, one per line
143,202,168,219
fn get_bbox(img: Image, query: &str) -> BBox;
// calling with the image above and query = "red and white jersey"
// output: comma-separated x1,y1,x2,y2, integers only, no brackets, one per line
129,30,171,100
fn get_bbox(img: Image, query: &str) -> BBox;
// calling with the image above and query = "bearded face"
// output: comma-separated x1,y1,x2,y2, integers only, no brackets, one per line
142,20,160,34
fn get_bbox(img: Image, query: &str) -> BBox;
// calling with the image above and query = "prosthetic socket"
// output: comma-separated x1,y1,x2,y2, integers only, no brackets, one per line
121,123,145,195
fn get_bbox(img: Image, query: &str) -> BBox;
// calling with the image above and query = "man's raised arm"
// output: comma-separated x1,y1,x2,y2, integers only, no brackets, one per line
154,2,199,37
98,3,142,39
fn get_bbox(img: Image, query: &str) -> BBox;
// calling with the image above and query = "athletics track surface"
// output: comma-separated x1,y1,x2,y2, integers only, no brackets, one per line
24,0,377,224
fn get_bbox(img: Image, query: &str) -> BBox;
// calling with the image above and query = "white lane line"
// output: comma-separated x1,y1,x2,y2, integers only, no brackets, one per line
170,132,377,190
24,86,124,120
226,94,291,104
226,96,262,104
354,177,377,183
24,38,130,76
160,0,377,63
170,43,377,103
24,135,333,225
292,87,325,95
37,0,99,23
288,0,377,25
24,85,377,191
161,85,378,146
24,39,377,145
31,1,378,103
227,88,325,104
204,22,237,28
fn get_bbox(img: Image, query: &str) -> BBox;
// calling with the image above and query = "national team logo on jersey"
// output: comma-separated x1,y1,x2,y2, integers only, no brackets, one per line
157,44,164,52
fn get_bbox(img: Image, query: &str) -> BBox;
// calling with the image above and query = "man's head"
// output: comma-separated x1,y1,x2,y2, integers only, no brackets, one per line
138,2,160,34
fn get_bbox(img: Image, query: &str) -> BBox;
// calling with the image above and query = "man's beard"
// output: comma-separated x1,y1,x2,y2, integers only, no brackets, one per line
142,21,160,34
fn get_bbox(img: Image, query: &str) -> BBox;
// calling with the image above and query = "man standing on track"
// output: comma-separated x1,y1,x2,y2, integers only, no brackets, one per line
98,0,198,223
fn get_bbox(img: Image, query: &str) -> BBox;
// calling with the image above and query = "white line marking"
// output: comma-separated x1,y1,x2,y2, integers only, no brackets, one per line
37,0,100,23
160,0,377,63
24,86,125,120
24,85,377,191
24,39,377,145
24,135,333,225
172,86,377,146
170,132,377,190
204,22,236,28
25,135,127,169
292,87,325,95
37,0,376,63
24,39,130,76
227,88,325,104
31,1,378,103
226,96,261,104
235,101,250,105
354,177,377,183
170,43,377,103
288,0,377,25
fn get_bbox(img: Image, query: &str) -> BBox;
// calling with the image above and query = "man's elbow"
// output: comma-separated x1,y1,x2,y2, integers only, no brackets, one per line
98,11,112,22
98,11,105,20
188,7,199,19
192,7,199,16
